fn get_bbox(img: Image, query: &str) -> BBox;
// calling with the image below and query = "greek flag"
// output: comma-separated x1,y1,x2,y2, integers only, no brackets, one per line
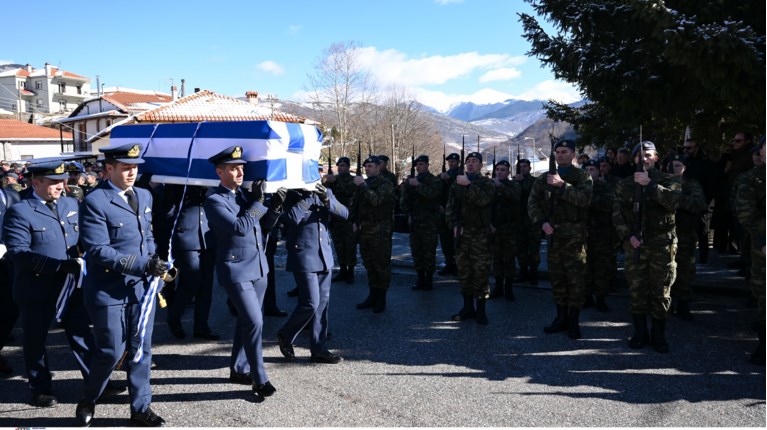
110,120,323,191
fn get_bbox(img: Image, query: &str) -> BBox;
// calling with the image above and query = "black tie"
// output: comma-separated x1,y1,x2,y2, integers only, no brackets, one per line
45,200,59,219
125,189,138,214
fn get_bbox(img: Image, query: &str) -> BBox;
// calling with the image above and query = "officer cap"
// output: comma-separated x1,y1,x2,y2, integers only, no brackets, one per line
671,154,689,165
466,152,482,162
100,143,145,164
553,139,576,152
583,159,599,168
445,153,460,162
495,160,510,168
363,155,381,165
632,141,657,156
27,160,69,180
208,145,246,165
336,156,351,166
67,161,85,173
414,155,429,164
378,154,390,162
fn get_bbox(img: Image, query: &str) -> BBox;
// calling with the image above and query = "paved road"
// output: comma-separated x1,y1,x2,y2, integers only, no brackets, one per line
0,235,764,427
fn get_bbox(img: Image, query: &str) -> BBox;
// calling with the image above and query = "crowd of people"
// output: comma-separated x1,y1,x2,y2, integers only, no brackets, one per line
0,131,763,426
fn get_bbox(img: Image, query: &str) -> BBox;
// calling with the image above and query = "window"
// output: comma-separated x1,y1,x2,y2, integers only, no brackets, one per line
36,99,43,107
58,82,66,93
35,81,42,89
77,85,83,95
59,100,67,111
19,81,27,89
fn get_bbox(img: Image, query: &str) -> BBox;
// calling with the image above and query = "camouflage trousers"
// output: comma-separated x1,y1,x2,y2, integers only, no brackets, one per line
623,233,677,320
548,234,587,308
671,236,697,301
492,229,517,278
516,221,541,270
750,244,765,323
456,228,491,298
410,218,438,272
330,219,357,268
585,229,616,298
358,221,392,291
437,215,455,263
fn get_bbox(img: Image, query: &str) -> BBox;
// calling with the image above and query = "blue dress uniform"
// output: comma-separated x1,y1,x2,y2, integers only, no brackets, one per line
2,161,92,407
0,186,21,374
202,146,281,397
165,185,217,339
77,143,165,426
277,186,347,363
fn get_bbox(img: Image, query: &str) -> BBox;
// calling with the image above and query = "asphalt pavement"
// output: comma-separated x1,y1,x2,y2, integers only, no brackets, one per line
0,234,764,427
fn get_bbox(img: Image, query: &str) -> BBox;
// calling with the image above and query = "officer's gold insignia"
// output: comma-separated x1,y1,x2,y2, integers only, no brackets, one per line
232,146,242,159
127,145,140,157
53,163,65,174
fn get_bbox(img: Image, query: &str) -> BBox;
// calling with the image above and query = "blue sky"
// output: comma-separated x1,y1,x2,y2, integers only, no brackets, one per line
1,0,580,112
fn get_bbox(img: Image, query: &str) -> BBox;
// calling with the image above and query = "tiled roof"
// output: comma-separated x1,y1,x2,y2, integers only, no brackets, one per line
0,68,29,78
28,67,88,80
135,90,307,123
19,89,34,96
102,92,174,114
0,119,73,139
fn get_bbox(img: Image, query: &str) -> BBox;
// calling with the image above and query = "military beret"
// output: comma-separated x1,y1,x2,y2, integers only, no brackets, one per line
553,139,576,152
26,160,69,180
632,141,657,156
363,155,381,165
378,155,390,162
583,159,599,168
466,152,482,162
414,155,429,164
336,156,351,166
208,145,246,165
100,143,145,164
446,153,460,162
517,158,531,165
495,160,510,168
5,172,19,180
597,156,612,164
671,154,689,165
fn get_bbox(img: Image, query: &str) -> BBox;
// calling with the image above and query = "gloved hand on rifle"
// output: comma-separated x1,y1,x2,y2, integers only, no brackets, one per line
248,180,265,203
146,257,169,277
57,258,81,274
270,187,288,211
314,183,330,204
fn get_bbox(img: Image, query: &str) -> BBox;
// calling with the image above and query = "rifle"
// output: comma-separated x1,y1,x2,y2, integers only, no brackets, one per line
516,144,521,175
491,147,497,178
545,135,557,246
408,143,416,204
354,140,363,227
454,135,466,251
441,142,447,173
328,142,334,175
633,142,645,264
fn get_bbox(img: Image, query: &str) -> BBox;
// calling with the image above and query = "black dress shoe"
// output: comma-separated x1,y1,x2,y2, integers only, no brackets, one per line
75,399,95,427
310,350,342,364
264,308,288,317
31,393,58,407
276,331,295,359
103,380,128,396
130,407,166,427
167,319,186,339
253,381,276,397
229,371,253,385
193,330,220,340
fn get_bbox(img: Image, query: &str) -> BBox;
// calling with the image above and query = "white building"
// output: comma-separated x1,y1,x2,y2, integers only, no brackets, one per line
0,63,91,119
0,118,74,161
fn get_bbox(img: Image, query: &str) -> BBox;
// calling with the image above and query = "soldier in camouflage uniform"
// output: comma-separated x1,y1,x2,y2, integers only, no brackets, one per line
614,141,681,353
489,160,521,301
352,156,395,313
528,139,593,339
437,153,461,275
514,159,541,284
583,159,615,312
401,155,442,291
324,157,358,284
735,139,765,365
446,152,496,325
669,155,707,321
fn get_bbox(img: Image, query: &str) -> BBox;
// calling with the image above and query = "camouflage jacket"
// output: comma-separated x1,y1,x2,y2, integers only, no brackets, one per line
735,164,765,248
587,177,616,229
352,174,395,224
528,165,593,237
381,170,398,189
400,171,441,222
516,173,536,224
446,173,495,232
491,178,522,232
440,167,460,207
675,176,707,240
613,168,681,242
325,172,357,208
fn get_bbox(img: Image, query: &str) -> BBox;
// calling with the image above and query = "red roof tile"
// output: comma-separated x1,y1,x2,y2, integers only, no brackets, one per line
0,119,73,139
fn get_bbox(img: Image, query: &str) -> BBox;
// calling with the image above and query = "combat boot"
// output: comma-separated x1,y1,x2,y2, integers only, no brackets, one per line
372,288,387,313
514,266,529,283
567,307,581,339
356,287,375,309
543,305,569,334
650,318,669,353
412,271,425,290
422,272,434,291
489,277,504,299
451,294,476,321
504,277,515,301
529,266,539,285
751,321,765,366
628,314,649,349
475,298,488,325
675,300,693,321
438,258,457,276
595,296,608,312
345,266,355,284
332,267,347,282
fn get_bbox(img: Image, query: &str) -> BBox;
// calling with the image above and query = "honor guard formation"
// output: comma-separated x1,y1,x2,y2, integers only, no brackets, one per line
0,132,764,426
